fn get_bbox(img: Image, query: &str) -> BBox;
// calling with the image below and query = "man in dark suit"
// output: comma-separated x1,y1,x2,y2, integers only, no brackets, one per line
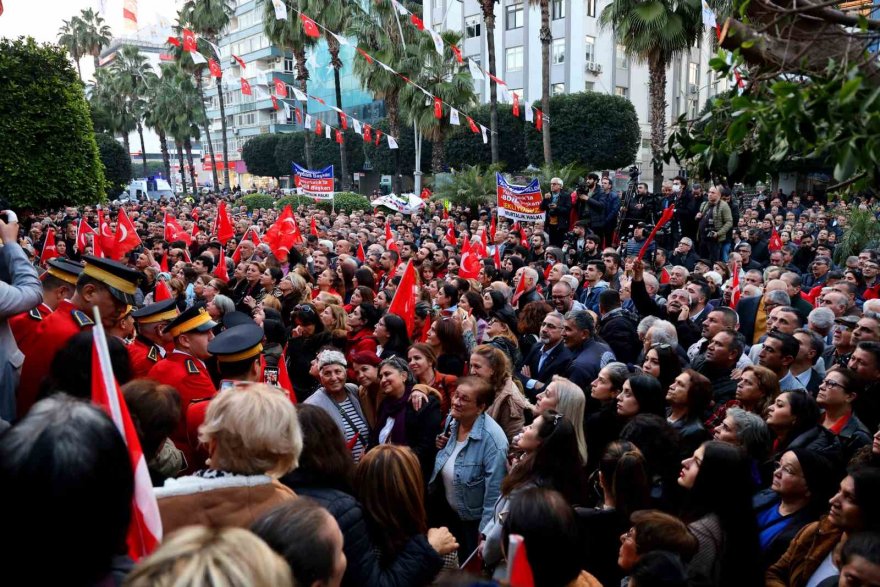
737,280,791,346
540,177,572,247
563,310,616,390
518,310,573,402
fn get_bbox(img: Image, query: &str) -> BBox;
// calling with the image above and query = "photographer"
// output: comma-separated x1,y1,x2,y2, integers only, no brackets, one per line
579,175,616,248
0,210,42,422
695,185,733,263
540,177,572,247
622,182,659,227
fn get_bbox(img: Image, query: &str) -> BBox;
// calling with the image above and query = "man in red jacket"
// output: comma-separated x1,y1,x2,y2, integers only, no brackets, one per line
128,298,179,378
9,258,82,349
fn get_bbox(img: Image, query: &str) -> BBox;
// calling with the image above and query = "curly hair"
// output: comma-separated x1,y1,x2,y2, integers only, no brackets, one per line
472,344,512,391
517,300,553,335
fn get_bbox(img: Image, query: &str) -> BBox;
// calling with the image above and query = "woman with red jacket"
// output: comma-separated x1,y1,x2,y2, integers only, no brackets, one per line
346,303,381,377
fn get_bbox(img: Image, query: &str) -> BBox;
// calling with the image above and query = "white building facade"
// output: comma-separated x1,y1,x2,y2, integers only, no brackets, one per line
424,0,731,188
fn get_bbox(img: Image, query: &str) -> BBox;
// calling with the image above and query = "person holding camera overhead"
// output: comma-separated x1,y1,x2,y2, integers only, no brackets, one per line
695,185,733,263
541,177,572,247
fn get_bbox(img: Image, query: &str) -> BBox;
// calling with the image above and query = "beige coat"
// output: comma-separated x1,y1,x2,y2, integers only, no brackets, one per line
156,473,296,534
487,378,533,443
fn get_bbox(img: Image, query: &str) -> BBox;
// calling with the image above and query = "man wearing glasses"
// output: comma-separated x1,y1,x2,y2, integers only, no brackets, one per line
540,177,571,247
518,311,572,400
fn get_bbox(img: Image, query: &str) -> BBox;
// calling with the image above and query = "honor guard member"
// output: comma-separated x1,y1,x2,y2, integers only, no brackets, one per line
9,258,82,348
148,303,217,468
128,298,179,378
17,255,141,419
184,323,265,462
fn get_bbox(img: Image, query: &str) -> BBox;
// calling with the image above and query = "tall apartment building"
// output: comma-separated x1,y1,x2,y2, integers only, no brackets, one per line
424,0,732,188
203,0,383,188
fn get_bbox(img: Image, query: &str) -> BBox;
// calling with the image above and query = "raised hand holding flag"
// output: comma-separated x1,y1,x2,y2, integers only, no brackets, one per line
637,206,675,261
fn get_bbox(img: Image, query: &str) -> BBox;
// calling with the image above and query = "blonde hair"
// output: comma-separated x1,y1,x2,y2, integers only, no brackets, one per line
324,304,348,337
550,376,588,464
199,384,303,477
284,272,310,304
262,295,281,311
123,526,292,587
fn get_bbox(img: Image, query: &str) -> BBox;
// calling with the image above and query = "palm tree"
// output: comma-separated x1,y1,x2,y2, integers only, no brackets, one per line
528,0,552,164
143,71,172,180
154,64,204,195
264,0,319,169
350,1,420,193
481,0,499,164
399,30,476,172
310,0,354,190
179,0,233,190
600,0,703,189
78,8,113,71
90,68,137,154
112,45,153,176
58,18,84,80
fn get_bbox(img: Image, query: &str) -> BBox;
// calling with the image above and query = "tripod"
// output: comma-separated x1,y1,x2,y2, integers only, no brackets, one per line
612,166,641,246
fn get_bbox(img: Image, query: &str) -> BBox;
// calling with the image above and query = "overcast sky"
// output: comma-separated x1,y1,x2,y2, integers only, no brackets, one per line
0,0,180,80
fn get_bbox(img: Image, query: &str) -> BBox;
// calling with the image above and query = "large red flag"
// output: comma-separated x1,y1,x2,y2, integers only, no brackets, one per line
91,309,162,560
446,220,457,246
208,58,222,78
459,237,486,280
182,28,197,52
508,535,536,587
76,218,96,253
97,208,115,257
213,256,229,282
40,227,60,265
637,206,675,261
357,241,366,262
300,14,320,37
310,217,319,237
729,261,741,308
164,212,192,245
388,260,417,336
232,226,260,264
769,226,783,251
114,208,142,260
264,205,303,258
215,201,235,244
385,222,398,252
260,346,297,403
493,246,501,269
511,271,528,305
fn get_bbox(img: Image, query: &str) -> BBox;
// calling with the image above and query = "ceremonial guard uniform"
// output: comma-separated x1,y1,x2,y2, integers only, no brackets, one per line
148,304,218,468
184,323,265,465
9,259,82,349
128,299,179,378
17,256,141,418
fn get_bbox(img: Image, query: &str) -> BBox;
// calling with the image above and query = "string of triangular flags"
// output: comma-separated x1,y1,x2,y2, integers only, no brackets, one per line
700,1,745,89
382,0,546,129
285,7,497,144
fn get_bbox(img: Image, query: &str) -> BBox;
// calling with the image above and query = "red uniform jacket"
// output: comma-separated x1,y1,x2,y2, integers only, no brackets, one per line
148,352,216,468
9,303,51,349
17,299,93,419
128,336,164,379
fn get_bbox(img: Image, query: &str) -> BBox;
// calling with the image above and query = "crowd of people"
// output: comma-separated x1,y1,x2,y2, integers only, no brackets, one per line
1,177,880,587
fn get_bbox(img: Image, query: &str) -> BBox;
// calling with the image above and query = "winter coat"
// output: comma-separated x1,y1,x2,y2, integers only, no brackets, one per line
598,307,641,364
697,200,733,242
486,378,533,443
766,516,843,587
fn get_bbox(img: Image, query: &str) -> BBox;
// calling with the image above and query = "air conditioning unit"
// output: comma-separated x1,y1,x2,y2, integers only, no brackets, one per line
232,128,240,135
688,83,699,94
585,61,602,74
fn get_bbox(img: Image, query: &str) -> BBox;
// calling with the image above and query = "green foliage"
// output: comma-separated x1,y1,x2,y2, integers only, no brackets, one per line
275,192,372,212
274,130,368,175
667,53,880,192
834,209,880,264
524,92,640,169
237,193,276,211
94,133,132,196
444,104,529,171
433,165,503,212
535,163,588,193
362,120,433,175
242,134,284,179
0,38,106,208
599,0,704,63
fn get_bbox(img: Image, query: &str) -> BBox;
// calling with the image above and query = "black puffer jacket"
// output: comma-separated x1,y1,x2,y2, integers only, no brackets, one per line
598,307,640,364
282,471,443,587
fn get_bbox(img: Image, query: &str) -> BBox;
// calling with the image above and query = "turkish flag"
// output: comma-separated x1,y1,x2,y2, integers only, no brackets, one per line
315,118,323,136
459,237,486,280
511,270,528,305
264,205,303,258
159,252,169,272
451,44,463,63
489,216,496,241
167,36,181,47
357,241,366,262
213,256,228,282
513,93,520,117
182,29,197,52
374,130,382,146
76,218,96,253
208,58,222,78
164,212,192,245
153,280,171,301
433,97,442,119
385,222,398,252
300,14,320,38
339,112,347,129
271,95,279,110
364,124,372,143
91,319,162,560
535,108,543,130
335,130,343,144
215,201,235,244
410,14,425,30
97,208,114,257
274,78,287,97
637,206,675,261
40,227,60,265
446,220,457,246
356,47,374,64
232,226,261,264
232,54,247,69
467,116,479,133
493,246,501,269
729,261,741,308
769,226,783,251
388,260,417,336
310,217,319,236
240,78,252,95
114,208,142,259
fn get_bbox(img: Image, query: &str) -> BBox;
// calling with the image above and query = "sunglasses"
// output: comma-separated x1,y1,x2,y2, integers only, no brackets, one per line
295,304,315,314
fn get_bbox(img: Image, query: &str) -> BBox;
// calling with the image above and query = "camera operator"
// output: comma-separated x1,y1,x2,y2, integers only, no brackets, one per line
578,175,618,248
621,182,658,227
695,185,733,262
0,210,42,423
540,177,572,247
624,222,654,259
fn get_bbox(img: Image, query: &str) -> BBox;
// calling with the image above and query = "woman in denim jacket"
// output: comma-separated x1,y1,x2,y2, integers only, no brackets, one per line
429,376,509,564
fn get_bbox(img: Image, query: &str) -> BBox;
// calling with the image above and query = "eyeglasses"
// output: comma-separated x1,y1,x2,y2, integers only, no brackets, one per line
295,304,315,314
819,379,846,390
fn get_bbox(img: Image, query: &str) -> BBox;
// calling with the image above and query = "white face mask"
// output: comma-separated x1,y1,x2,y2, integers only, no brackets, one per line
672,184,681,193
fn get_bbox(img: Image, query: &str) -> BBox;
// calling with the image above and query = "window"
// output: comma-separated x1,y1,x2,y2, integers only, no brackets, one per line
584,81,595,91
552,0,565,19
465,16,481,39
552,38,565,64
506,45,524,72
688,62,699,86
284,57,295,73
616,44,629,69
552,83,565,96
584,36,596,63
642,139,651,149
506,0,524,30
615,86,628,98
586,0,597,17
